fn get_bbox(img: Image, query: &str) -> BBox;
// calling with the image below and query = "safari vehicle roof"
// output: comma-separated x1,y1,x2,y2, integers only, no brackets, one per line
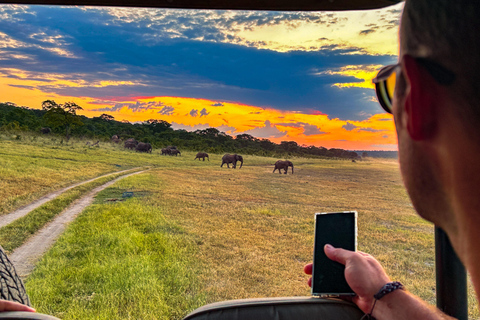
0,0,401,10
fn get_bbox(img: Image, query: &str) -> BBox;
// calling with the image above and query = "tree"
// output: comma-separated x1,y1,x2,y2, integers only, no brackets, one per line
42,100,84,139
100,113,115,121
144,119,172,134
279,141,300,153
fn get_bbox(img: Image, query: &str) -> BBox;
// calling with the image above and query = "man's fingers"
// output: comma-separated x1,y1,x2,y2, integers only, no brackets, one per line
0,300,35,312
324,244,354,265
304,263,312,275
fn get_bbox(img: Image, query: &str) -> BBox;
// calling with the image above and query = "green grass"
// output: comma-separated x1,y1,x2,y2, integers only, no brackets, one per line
0,136,476,319
0,170,144,253
26,196,206,319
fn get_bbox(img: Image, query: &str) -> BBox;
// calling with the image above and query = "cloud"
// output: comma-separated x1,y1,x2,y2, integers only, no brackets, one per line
237,120,287,138
92,100,172,113
359,127,383,132
277,122,326,136
199,108,209,117
359,29,376,36
211,102,223,106
158,105,174,115
303,124,326,136
216,124,236,134
371,144,398,150
171,122,209,131
342,122,358,131
189,109,198,117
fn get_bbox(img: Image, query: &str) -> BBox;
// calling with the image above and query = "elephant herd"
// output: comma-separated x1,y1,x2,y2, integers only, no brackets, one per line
122,138,152,153
112,135,293,173
161,146,181,156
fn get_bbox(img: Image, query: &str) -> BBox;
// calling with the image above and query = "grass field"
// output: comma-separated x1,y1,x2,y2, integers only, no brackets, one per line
0,133,478,319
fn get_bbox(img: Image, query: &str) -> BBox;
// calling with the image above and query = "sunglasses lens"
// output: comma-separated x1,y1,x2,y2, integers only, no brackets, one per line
374,67,397,114
386,71,396,101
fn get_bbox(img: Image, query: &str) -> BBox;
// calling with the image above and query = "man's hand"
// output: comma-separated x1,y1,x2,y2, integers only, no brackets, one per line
0,300,35,313
304,244,390,313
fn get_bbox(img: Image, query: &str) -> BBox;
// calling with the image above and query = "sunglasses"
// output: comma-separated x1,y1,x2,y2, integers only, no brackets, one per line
372,58,456,114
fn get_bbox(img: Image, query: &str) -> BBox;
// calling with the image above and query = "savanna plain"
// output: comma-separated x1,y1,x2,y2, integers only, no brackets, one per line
0,132,477,319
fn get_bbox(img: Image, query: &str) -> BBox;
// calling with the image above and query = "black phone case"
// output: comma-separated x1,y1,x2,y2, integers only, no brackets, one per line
312,211,357,296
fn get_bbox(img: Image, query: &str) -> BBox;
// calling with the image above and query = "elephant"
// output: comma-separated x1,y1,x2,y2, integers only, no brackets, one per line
111,135,121,144
40,127,51,134
194,152,209,161
170,149,181,156
221,154,243,169
136,142,152,153
161,148,171,155
124,138,138,150
273,160,294,174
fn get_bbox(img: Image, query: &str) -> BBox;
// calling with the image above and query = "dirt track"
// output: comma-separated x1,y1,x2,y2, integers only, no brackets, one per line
9,170,147,278
0,168,141,229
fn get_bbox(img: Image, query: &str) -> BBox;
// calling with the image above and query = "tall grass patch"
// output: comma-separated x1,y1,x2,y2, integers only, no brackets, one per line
26,174,206,320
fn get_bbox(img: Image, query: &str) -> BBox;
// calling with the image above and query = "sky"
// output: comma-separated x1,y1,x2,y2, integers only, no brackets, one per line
0,3,403,150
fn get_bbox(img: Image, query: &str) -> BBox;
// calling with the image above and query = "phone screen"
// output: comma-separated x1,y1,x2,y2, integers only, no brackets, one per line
312,211,357,296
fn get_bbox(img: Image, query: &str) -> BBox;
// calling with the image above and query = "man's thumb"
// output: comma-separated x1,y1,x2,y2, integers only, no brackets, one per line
324,244,348,265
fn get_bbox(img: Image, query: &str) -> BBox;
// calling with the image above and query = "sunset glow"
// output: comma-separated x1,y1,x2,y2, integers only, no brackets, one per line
0,3,403,150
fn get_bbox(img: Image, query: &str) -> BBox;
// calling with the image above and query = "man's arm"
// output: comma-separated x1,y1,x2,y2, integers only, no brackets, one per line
304,244,455,320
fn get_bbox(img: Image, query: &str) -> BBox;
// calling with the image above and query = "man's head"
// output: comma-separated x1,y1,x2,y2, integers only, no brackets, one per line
400,0,480,130
383,1,480,234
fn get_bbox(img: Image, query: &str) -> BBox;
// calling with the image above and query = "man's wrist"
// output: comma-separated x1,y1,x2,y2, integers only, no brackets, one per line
366,281,406,319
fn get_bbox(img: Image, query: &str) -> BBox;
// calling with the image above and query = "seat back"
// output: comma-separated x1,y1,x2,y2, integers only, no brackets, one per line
183,297,363,320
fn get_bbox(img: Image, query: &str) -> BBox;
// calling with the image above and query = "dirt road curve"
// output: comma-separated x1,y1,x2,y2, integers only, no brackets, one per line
0,168,141,229
9,170,147,278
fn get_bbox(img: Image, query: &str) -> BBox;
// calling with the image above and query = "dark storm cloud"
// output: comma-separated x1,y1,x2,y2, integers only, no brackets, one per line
0,5,397,120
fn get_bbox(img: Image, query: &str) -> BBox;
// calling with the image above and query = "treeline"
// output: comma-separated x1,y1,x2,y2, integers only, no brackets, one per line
0,102,361,159
358,150,398,159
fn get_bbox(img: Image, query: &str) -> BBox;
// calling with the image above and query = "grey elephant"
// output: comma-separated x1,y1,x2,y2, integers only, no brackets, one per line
40,127,51,134
221,154,243,169
195,152,209,161
161,148,170,155
124,138,138,150
136,142,152,153
170,149,181,156
273,160,294,174
111,135,121,144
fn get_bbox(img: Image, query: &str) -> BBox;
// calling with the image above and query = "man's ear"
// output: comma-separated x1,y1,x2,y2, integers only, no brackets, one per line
402,54,438,141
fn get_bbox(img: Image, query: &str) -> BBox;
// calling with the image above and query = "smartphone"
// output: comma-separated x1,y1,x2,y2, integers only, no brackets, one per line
312,211,357,296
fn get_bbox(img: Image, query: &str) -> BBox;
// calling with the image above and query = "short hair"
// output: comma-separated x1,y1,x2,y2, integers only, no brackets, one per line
402,0,480,127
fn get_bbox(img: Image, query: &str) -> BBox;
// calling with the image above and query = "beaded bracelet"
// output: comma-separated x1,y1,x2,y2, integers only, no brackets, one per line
361,281,405,320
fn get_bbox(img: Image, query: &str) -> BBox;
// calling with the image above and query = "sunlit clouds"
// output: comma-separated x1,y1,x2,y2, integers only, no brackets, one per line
0,3,403,150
